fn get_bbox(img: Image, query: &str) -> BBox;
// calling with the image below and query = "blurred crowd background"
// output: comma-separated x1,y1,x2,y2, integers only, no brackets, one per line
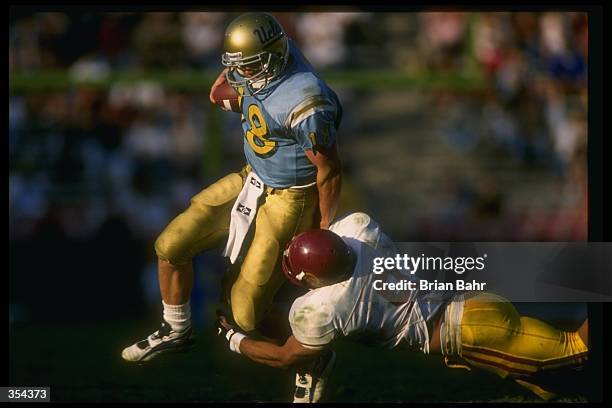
9,11,588,325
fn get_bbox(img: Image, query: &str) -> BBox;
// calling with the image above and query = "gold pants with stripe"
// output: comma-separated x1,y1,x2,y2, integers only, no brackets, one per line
154,165,319,332
441,292,588,400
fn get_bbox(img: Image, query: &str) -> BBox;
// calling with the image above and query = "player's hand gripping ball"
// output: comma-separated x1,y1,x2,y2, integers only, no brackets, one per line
210,70,241,113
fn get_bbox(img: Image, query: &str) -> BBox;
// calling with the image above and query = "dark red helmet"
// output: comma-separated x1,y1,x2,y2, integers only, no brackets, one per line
282,229,354,288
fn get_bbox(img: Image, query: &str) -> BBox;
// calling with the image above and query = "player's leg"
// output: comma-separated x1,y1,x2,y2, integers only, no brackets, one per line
154,170,244,305
229,185,319,333
121,170,246,363
158,259,193,306
230,186,335,403
441,292,589,400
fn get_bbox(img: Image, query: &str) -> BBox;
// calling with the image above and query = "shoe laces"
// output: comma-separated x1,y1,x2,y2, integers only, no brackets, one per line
294,372,311,400
297,373,309,385
151,321,172,340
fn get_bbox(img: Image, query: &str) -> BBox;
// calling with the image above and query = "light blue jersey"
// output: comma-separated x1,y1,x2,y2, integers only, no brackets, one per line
236,40,342,188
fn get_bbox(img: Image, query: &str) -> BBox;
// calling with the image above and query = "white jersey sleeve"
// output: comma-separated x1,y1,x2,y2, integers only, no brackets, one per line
329,212,395,253
288,287,338,348
286,212,441,352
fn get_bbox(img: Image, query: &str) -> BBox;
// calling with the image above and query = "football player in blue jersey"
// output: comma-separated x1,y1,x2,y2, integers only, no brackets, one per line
122,12,344,363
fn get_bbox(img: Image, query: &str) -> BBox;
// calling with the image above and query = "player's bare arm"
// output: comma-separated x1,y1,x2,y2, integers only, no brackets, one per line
216,314,324,369
305,144,342,229
241,335,323,370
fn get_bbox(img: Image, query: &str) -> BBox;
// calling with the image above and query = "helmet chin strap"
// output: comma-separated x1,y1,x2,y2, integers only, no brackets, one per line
250,78,266,89
245,56,277,95
244,77,268,96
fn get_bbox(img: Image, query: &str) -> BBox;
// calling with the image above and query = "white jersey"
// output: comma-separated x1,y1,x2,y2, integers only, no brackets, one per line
288,212,448,353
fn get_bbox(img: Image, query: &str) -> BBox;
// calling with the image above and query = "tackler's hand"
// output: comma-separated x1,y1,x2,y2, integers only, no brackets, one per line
215,309,246,354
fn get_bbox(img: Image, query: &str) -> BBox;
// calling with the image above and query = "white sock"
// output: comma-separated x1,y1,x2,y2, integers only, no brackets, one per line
162,300,192,332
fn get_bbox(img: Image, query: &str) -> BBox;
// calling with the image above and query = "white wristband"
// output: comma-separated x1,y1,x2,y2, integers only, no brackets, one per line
229,332,246,354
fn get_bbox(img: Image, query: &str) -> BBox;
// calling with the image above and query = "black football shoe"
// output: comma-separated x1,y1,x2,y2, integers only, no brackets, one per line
293,349,336,403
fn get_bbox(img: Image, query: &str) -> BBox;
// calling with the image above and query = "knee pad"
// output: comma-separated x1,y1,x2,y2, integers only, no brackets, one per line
154,232,190,266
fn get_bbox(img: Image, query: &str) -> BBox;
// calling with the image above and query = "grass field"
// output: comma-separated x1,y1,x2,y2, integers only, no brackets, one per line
8,320,591,403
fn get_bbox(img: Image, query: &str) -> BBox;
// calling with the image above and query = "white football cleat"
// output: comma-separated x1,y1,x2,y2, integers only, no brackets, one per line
293,349,336,403
121,320,195,363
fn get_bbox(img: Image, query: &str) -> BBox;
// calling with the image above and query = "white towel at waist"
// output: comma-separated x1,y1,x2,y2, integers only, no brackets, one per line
223,171,266,264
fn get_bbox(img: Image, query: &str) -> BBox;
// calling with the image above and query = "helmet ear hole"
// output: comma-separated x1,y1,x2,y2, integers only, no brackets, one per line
303,272,321,288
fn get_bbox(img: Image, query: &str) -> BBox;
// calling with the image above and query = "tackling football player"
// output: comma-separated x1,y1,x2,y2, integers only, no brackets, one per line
215,212,589,402
122,12,343,363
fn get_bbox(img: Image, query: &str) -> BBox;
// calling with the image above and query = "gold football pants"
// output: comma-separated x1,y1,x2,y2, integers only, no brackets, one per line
441,292,589,400
154,165,319,331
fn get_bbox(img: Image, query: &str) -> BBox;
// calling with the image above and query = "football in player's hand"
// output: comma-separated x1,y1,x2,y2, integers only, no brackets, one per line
210,81,241,113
